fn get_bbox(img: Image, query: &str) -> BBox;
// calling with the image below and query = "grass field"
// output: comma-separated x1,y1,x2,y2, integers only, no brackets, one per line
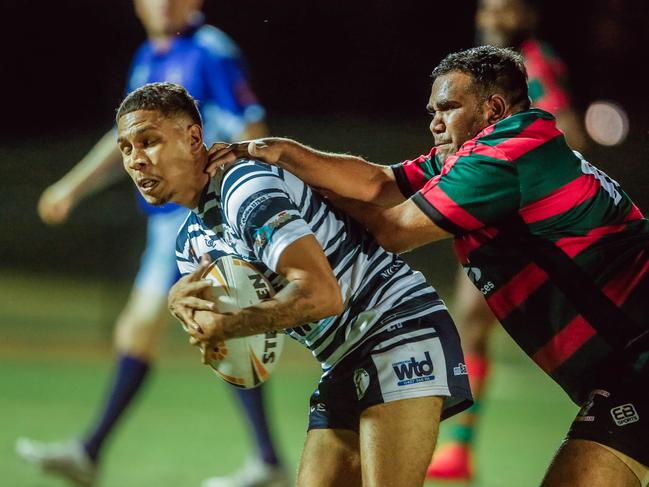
0,270,577,487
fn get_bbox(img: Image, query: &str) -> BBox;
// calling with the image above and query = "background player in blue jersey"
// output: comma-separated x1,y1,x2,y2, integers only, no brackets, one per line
117,82,472,487
16,2,287,487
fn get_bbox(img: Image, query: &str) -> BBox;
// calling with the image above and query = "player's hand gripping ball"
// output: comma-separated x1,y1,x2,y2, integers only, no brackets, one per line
196,255,285,388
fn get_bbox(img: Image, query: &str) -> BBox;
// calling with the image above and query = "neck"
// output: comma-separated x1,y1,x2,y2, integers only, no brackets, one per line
189,150,210,208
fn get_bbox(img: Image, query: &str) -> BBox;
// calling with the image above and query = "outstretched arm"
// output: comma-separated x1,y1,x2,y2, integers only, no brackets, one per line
37,129,124,225
329,196,452,253
207,138,405,207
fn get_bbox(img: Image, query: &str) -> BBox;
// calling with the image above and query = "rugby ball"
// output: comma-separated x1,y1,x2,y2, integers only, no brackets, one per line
198,255,284,388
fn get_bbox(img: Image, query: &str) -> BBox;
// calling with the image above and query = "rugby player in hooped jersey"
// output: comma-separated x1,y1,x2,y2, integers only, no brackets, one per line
116,82,472,487
209,47,649,486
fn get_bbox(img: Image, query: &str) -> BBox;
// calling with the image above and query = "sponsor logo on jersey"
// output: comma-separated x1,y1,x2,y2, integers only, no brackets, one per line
380,260,404,279
610,403,639,426
353,368,371,400
386,322,403,332
253,211,292,248
240,194,272,227
392,351,435,386
453,363,468,376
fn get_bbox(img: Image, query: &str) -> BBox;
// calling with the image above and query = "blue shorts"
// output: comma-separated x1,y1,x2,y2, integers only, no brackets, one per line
308,309,473,432
133,208,189,296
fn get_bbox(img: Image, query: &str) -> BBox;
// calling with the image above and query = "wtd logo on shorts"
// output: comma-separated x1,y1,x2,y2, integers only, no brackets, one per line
392,351,435,386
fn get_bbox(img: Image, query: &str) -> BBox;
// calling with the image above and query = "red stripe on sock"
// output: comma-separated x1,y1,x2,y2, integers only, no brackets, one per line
464,354,489,381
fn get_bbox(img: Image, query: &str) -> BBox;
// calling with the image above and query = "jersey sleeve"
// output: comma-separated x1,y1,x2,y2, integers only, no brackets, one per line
411,150,520,235
222,163,314,272
391,148,440,198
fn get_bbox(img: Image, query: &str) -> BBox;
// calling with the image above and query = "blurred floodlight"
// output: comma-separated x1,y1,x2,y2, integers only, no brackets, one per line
585,100,629,146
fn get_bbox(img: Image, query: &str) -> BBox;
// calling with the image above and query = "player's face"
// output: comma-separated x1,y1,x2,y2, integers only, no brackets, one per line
134,0,201,38
475,0,529,47
427,71,491,163
118,109,207,208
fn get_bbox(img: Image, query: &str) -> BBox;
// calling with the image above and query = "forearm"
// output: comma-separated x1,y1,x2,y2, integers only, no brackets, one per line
272,139,404,206
331,196,452,253
58,130,124,200
219,276,342,340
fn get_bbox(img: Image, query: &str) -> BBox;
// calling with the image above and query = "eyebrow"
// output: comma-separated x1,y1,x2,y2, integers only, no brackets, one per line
427,99,458,112
117,125,157,144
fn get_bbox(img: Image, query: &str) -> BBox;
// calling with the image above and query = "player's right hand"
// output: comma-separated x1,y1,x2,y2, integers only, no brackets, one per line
206,138,285,177
37,183,76,225
168,255,216,333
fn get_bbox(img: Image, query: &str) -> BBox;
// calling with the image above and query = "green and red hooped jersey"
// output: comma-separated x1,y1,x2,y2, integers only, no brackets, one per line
392,109,649,404
521,38,570,113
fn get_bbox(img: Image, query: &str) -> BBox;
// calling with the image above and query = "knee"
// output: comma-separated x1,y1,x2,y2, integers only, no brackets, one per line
114,309,166,360
297,449,361,487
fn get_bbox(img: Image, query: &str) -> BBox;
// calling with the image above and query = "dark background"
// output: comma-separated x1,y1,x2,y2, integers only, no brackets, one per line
1,0,648,281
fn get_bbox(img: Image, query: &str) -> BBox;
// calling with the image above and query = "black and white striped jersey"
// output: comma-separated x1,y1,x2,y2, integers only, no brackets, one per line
176,160,446,373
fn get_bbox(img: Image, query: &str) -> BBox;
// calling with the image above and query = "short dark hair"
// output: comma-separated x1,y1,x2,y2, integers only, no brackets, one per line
116,82,202,125
432,46,530,109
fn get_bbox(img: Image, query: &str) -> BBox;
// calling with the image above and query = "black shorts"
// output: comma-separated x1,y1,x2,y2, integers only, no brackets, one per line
567,360,649,466
307,309,473,433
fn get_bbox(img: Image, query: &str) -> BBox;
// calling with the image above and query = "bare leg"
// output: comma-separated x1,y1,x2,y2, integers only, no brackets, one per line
360,396,443,487
114,288,170,360
427,270,494,480
297,428,362,487
542,439,640,487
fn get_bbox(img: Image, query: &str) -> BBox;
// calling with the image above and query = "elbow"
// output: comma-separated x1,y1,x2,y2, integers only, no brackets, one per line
320,279,344,318
309,277,344,319
372,226,408,254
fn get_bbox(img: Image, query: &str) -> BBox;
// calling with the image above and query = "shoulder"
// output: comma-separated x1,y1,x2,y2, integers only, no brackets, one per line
221,160,282,195
458,109,561,165
192,24,241,59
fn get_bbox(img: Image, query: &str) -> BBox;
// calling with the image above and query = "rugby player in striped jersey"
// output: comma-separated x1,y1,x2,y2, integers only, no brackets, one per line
210,46,649,487
116,82,472,487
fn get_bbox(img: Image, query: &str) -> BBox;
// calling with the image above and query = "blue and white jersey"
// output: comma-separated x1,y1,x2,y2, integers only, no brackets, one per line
176,161,446,373
126,14,265,215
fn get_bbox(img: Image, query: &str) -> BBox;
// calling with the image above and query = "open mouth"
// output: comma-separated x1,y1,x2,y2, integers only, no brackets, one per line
137,178,160,194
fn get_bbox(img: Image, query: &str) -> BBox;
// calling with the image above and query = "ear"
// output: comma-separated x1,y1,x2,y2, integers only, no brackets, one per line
188,123,204,154
486,94,508,125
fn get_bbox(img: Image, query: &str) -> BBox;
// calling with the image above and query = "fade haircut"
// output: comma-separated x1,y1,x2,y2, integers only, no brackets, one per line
432,46,530,109
116,82,202,126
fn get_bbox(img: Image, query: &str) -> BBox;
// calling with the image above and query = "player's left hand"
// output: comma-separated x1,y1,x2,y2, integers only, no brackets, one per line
188,309,229,364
